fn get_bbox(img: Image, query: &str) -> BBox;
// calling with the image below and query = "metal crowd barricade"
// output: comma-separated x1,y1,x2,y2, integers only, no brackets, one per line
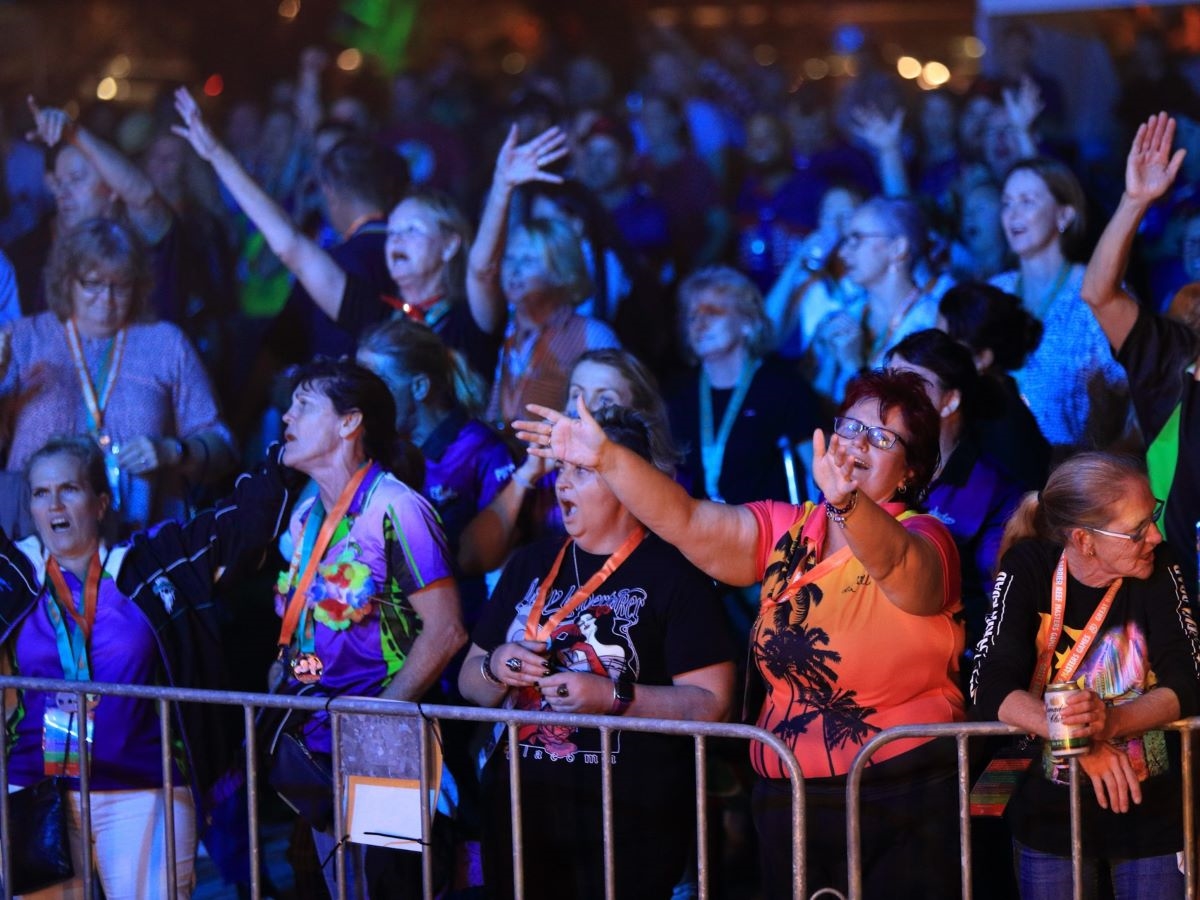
0,675,805,900
844,719,1200,900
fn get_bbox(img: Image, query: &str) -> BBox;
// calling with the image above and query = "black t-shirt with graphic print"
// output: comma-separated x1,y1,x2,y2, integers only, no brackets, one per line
472,532,734,899
971,538,1200,858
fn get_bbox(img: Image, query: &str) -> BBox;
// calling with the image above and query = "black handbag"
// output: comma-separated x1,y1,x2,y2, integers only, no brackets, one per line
6,776,74,894
257,683,335,832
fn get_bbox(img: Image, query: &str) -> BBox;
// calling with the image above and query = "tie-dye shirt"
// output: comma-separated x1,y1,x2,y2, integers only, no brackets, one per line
746,500,965,780
276,463,452,753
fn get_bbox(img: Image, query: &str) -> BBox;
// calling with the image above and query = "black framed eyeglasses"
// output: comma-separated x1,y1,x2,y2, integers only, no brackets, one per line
1084,499,1165,544
832,416,908,451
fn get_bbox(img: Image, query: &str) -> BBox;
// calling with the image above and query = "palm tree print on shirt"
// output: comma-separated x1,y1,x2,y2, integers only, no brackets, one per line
755,529,880,776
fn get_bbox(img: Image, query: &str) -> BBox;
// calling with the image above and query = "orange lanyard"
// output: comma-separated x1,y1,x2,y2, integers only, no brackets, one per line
63,320,126,435
1030,552,1121,695
276,464,371,651
523,526,646,642
45,554,102,680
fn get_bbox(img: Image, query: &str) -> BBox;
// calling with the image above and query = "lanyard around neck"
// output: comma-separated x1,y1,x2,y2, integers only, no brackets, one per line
1017,262,1070,322
64,319,126,435
44,554,103,681
1029,552,1121,694
699,357,761,502
523,526,647,642
277,464,371,653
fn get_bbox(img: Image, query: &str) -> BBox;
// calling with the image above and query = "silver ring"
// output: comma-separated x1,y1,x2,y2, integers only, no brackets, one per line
556,684,569,698
504,657,523,673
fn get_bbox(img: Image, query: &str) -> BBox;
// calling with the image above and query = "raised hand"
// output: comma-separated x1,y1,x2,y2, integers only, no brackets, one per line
847,105,905,155
514,398,607,470
25,96,74,147
494,124,569,190
810,428,859,507
1125,112,1186,205
171,88,221,162
1002,75,1044,134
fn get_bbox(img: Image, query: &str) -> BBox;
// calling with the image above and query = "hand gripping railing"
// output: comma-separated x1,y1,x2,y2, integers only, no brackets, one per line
844,719,1200,900
0,675,807,900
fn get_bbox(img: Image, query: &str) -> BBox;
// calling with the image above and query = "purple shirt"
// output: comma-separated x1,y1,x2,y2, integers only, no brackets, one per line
276,464,453,753
1,312,233,529
422,413,514,626
9,544,168,790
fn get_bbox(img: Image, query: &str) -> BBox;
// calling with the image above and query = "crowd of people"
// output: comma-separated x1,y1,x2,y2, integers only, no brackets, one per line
1,18,1200,900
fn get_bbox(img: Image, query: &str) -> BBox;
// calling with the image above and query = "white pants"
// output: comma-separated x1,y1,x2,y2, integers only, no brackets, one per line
19,787,196,900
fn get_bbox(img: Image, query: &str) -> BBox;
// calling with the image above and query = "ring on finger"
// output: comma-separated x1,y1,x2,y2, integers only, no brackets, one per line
505,657,523,673
556,683,569,698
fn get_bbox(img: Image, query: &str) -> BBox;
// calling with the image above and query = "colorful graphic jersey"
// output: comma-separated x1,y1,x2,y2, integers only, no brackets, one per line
276,463,452,753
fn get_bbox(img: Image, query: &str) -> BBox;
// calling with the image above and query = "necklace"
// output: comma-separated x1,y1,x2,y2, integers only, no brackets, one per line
572,541,582,590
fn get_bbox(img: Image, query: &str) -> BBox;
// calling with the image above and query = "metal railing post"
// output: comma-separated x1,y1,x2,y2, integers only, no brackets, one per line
957,733,973,900
330,711,348,900
507,721,525,900
76,689,93,900
600,727,615,900
159,697,177,899
695,735,709,900
418,716,433,900
243,704,262,900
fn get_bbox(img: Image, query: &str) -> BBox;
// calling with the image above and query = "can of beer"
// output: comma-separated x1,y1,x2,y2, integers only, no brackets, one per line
1044,682,1089,757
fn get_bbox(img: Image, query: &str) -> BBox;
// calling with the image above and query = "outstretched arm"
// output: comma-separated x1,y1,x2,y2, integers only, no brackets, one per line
28,96,171,243
1081,112,1186,353
172,88,349,320
466,125,568,334
515,399,763,587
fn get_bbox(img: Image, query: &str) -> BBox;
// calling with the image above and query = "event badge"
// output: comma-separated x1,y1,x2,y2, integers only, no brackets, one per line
43,693,97,777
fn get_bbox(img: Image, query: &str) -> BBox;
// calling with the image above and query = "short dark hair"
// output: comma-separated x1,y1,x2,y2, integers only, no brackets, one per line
840,369,942,502
44,218,151,323
290,357,397,465
25,436,110,499
938,281,1042,372
593,405,655,466
316,137,401,210
886,328,980,420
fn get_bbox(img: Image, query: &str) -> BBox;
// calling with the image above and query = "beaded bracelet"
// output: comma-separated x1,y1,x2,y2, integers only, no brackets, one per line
826,490,859,528
480,650,504,686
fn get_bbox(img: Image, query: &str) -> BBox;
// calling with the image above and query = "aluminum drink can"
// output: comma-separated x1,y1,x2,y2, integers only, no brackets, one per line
1044,682,1089,757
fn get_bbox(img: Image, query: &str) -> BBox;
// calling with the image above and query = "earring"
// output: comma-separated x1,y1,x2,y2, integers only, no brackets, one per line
896,481,908,496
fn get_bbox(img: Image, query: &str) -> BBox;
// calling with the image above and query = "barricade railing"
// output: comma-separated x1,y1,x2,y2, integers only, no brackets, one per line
844,719,1200,900
0,675,805,900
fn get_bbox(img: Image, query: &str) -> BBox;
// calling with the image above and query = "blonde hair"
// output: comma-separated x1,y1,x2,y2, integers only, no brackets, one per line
512,218,593,307
998,452,1147,560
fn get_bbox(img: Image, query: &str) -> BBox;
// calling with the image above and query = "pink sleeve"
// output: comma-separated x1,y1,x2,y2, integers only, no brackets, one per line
746,500,811,578
903,514,961,611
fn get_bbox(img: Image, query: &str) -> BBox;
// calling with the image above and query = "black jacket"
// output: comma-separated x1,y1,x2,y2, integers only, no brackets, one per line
0,446,302,816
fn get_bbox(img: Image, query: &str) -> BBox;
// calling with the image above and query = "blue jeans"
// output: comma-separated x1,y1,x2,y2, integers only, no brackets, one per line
1014,841,1184,900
